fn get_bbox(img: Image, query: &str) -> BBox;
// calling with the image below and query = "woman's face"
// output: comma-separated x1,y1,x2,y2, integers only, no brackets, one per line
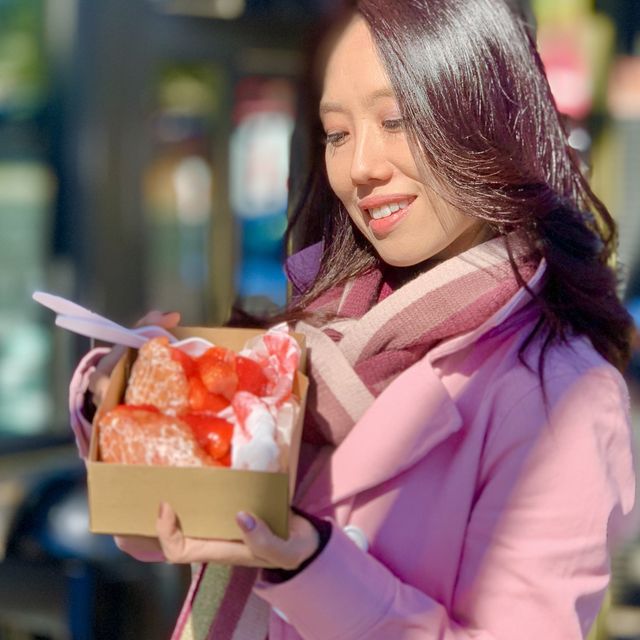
319,15,486,267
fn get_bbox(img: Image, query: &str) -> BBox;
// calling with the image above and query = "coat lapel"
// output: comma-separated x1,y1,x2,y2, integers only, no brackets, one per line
300,356,462,512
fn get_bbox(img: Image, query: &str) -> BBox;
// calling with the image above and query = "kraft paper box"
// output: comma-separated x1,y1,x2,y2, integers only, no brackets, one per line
87,326,308,540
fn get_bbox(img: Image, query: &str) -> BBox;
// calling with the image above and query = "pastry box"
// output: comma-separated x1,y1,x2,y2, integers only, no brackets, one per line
87,326,308,540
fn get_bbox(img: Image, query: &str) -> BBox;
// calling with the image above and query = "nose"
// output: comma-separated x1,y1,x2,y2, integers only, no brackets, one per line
350,125,392,185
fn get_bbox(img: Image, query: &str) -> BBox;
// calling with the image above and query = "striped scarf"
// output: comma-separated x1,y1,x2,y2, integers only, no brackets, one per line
172,234,537,640
298,234,536,446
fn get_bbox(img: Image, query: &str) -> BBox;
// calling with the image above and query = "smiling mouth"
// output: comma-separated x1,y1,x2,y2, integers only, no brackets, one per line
364,198,415,237
366,200,411,220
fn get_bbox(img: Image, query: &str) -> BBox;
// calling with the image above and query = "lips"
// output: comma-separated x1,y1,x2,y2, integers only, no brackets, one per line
357,194,416,236
358,194,416,214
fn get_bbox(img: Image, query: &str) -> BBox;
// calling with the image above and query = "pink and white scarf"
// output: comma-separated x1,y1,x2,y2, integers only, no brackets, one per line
172,234,538,640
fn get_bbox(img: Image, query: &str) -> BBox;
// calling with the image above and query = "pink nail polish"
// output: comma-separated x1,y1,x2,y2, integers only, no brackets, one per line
236,512,256,532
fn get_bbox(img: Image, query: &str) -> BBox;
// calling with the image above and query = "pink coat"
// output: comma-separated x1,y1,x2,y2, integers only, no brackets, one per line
69,286,636,639
252,294,636,638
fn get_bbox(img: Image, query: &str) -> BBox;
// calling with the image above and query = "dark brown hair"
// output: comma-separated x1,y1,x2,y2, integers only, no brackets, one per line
281,0,632,373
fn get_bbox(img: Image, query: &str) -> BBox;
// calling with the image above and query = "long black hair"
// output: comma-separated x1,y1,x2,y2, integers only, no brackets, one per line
280,0,632,372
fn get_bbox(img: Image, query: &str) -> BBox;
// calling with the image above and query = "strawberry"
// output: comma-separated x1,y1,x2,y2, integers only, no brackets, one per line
197,347,238,399
236,356,269,396
200,346,235,362
170,347,198,379
182,413,234,463
187,377,230,413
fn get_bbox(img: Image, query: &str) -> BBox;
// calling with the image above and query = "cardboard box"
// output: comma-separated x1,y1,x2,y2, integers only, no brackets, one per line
87,326,308,540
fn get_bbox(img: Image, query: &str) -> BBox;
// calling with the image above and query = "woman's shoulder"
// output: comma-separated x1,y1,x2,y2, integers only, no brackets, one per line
503,327,627,401
456,311,631,436
478,325,631,453
460,299,625,389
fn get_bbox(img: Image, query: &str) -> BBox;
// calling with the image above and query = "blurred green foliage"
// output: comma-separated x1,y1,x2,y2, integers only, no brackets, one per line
0,0,46,118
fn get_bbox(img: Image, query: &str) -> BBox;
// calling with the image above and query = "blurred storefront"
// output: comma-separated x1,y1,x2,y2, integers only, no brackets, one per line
532,0,640,296
0,0,330,442
0,1,328,638
0,0,640,638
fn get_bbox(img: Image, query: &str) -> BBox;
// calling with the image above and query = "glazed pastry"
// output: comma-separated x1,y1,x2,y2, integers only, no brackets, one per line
125,337,190,416
99,405,216,467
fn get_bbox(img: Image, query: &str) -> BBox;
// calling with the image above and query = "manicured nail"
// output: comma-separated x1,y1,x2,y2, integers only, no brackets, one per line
236,511,256,532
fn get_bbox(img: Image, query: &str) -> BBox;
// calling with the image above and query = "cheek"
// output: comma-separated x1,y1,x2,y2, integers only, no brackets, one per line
396,147,421,180
325,151,351,199
435,209,474,235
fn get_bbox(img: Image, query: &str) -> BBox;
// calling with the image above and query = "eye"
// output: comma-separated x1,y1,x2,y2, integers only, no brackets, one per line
325,131,348,147
382,118,404,133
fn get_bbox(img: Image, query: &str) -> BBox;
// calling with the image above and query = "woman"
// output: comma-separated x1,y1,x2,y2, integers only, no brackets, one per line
70,1,636,638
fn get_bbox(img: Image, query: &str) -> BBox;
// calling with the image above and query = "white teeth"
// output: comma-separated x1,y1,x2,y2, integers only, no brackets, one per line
368,200,410,220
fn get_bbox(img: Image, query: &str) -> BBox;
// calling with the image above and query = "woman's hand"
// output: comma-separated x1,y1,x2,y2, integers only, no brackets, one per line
155,502,320,570
114,535,166,562
88,310,181,408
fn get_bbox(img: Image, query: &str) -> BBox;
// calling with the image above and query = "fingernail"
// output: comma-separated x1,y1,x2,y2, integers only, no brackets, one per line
236,511,256,532
158,501,166,518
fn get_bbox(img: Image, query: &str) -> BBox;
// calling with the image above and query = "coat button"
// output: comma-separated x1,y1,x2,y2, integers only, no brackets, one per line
342,525,369,552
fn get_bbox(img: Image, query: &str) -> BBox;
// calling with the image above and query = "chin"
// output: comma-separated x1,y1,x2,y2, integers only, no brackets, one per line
381,258,415,268
378,254,430,268
376,245,441,268
375,236,461,269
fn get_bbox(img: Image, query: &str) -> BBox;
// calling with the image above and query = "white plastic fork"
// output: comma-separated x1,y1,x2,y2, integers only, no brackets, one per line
54,315,162,349
33,291,214,356
33,291,175,339
54,315,214,356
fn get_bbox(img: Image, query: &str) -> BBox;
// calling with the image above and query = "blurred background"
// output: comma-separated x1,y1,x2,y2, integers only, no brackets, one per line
0,0,640,638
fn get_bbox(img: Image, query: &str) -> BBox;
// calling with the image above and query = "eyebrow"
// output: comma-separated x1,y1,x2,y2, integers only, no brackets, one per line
319,87,397,116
